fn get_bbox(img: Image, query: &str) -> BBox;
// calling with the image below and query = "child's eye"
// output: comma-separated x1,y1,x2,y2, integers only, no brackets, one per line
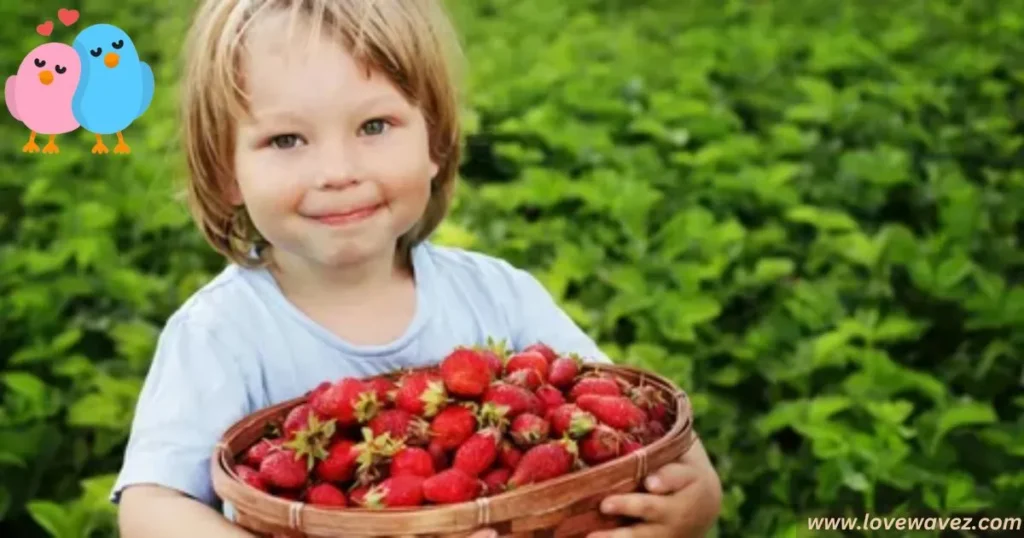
359,118,390,136
269,134,304,149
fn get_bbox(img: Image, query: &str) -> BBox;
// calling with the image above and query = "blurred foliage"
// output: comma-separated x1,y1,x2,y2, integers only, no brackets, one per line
2,0,1023,537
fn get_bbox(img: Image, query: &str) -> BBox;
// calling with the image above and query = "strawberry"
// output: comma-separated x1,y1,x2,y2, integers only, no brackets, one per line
477,402,512,432
441,347,494,398
569,377,622,401
283,403,317,438
453,428,501,477
313,439,358,482
390,446,436,478
523,342,559,364
235,464,268,492
580,425,624,465
259,448,308,489
499,441,523,470
282,410,337,469
395,371,448,418
350,428,402,487
349,485,371,507
306,381,331,400
622,439,643,455
535,384,566,414
575,395,648,432
475,336,510,376
482,467,511,496
305,483,347,506
548,404,597,439
505,350,549,383
633,420,668,445
483,382,542,419
366,377,398,404
428,439,450,470
422,468,484,504
243,438,283,468
430,403,478,450
311,378,380,426
510,413,550,448
548,355,582,388
369,409,430,445
505,368,542,391
629,385,669,423
507,439,578,489
363,475,426,508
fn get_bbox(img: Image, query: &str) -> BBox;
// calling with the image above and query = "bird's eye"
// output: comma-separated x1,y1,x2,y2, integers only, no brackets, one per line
112,40,124,50
55,65,66,74
90,48,102,57
34,58,45,68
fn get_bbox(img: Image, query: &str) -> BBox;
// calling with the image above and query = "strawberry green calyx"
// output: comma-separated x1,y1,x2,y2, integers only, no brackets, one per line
282,413,337,470
421,380,448,418
354,392,381,423
477,402,510,431
567,412,597,438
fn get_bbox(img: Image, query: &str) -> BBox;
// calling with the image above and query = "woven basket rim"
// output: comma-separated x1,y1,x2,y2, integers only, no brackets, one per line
211,362,694,534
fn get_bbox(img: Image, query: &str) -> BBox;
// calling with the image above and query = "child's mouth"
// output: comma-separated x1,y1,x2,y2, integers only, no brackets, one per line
310,203,382,225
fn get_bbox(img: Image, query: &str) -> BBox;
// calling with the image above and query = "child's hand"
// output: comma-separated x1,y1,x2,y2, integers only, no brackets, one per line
587,436,722,538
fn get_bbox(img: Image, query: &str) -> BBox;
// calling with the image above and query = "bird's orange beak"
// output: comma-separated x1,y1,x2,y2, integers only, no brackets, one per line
104,52,119,68
38,70,54,85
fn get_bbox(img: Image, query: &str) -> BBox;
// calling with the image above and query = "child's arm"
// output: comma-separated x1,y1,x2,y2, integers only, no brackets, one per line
118,485,255,537
112,311,256,535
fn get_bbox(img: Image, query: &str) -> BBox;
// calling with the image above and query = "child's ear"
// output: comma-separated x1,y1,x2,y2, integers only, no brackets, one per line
429,160,439,180
225,180,244,206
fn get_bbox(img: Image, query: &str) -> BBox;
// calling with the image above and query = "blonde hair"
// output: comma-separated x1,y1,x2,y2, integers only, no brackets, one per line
181,0,464,268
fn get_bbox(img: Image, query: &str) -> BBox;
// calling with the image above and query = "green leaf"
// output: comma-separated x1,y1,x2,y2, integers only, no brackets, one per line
26,501,72,538
930,401,998,453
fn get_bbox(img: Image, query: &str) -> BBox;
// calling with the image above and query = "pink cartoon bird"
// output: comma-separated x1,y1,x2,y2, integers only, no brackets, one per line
5,42,82,154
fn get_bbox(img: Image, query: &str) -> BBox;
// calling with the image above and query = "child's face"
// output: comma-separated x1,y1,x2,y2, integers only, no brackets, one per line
231,11,439,270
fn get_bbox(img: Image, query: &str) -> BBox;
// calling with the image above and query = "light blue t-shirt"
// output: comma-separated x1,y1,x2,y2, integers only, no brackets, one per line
110,241,610,508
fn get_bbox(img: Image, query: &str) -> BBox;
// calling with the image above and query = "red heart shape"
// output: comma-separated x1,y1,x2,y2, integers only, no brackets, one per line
36,20,53,36
58,8,79,26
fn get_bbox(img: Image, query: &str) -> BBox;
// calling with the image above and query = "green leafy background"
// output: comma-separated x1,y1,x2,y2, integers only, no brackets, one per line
2,0,1022,536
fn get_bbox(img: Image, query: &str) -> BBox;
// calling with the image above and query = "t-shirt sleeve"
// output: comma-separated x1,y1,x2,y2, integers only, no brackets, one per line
506,264,613,364
110,312,252,507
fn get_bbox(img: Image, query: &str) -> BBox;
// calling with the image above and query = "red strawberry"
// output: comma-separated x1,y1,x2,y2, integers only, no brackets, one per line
499,441,523,470
441,347,494,398
483,382,542,419
243,438,283,467
363,475,426,508
510,413,550,448
305,483,347,506
430,404,478,450
395,372,448,418
475,336,510,376
369,409,430,445
366,377,398,404
235,464,268,492
482,468,512,496
507,439,578,489
505,368,542,391
349,485,371,507
535,384,566,414
523,342,558,364
629,385,669,423
313,439,358,482
576,395,648,432
422,468,484,504
580,425,624,465
307,381,331,400
311,378,380,425
548,355,582,388
505,351,549,383
283,403,316,438
622,439,643,455
428,439,450,470
548,404,597,439
453,428,501,477
633,420,668,445
569,377,622,401
282,409,338,469
390,447,436,478
259,448,308,489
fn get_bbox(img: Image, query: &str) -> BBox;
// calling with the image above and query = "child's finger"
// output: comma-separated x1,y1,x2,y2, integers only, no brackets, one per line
600,493,670,523
644,462,696,494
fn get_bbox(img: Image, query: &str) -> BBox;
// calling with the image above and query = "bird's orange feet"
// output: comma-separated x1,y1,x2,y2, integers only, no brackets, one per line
22,131,39,153
113,131,131,154
92,134,109,154
42,135,59,154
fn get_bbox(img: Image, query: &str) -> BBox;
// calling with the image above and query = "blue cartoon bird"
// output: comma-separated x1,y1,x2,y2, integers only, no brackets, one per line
71,23,153,154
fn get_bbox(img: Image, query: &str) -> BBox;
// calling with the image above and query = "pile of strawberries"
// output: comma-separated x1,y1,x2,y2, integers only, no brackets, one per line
233,341,671,509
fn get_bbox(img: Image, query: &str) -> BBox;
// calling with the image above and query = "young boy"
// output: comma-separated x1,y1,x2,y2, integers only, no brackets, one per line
112,1,722,537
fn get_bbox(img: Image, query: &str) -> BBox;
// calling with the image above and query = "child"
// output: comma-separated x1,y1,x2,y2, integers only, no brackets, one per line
112,1,722,537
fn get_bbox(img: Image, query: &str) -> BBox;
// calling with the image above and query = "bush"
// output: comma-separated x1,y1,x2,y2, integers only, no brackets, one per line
2,0,1022,537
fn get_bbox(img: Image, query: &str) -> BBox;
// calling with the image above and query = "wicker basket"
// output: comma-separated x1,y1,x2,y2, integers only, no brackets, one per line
211,363,695,538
